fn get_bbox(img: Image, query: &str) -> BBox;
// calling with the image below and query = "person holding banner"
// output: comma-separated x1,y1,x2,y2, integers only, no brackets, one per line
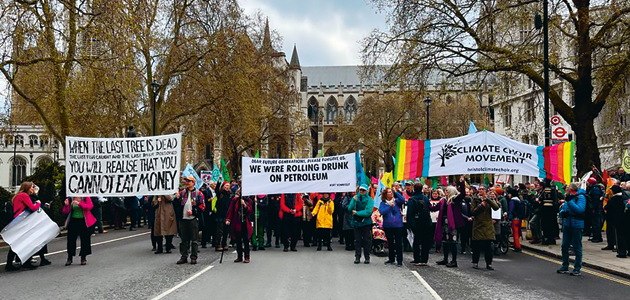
5,182,41,271
63,197,97,266
174,176,204,265
471,186,500,270
152,195,177,254
29,185,52,266
280,193,303,252
226,190,253,263
302,194,315,248
379,187,405,266
434,176,466,268
350,185,374,264
313,192,335,251
266,194,282,248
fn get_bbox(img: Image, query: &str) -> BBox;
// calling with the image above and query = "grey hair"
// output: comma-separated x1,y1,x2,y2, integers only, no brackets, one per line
445,186,458,199
569,182,579,191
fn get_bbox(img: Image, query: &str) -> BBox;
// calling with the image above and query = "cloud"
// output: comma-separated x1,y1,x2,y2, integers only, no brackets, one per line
239,0,387,66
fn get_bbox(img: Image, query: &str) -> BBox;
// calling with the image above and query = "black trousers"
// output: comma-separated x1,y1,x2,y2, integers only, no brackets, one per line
354,225,372,259
317,228,332,246
472,240,493,265
541,212,559,242
344,229,355,249
605,214,617,248
282,215,300,249
67,217,92,258
214,221,229,248
412,227,432,263
267,217,281,245
459,223,472,251
129,209,138,229
384,227,404,263
302,220,315,246
615,223,628,256
201,214,215,246
156,235,174,252
235,223,250,258
179,219,198,259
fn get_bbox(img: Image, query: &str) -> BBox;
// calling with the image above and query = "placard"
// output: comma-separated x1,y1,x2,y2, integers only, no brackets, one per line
65,133,182,197
241,153,357,196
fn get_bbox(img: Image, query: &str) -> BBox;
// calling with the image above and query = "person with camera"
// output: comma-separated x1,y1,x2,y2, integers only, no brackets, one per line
407,183,432,266
557,183,586,276
379,187,406,266
280,193,303,252
226,190,253,263
313,192,335,251
349,184,374,264
471,186,500,270
173,176,204,265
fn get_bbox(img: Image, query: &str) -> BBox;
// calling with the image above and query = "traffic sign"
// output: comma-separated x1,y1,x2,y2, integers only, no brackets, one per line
550,115,561,126
551,124,570,140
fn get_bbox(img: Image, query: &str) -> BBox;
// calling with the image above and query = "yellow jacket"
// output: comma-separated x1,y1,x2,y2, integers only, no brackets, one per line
312,199,334,229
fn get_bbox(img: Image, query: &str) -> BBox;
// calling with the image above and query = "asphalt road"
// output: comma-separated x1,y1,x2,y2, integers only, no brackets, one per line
2,230,630,300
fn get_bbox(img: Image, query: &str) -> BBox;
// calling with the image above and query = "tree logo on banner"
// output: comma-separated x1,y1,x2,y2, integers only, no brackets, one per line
623,149,630,174
438,144,459,167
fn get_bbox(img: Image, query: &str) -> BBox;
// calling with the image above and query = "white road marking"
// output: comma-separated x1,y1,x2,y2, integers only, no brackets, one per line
411,270,443,300
151,265,214,300
0,232,150,266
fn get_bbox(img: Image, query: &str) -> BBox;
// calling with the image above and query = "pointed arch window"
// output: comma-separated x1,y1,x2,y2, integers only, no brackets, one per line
344,97,357,122
11,156,27,187
308,97,319,123
326,97,338,123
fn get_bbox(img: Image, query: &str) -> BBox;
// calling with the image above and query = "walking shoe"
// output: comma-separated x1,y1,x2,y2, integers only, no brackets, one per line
616,255,627,258
364,259,370,264
275,244,281,249
5,264,19,271
264,243,271,248
154,250,163,254
152,247,157,251
556,267,569,274
39,259,52,266
513,248,522,253
283,248,289,252
317,245,322,251
129,227,137,231
21,263,38,270
327,245,333,251
354,259,360,264
252,247,258,251
65,258,73,266
435,260,448,265
472,263,479,269
190,259,197,265
529,239,542,244
590,239,602,243
446,262,458,268
601,246,614,250
570,270,581,276
80,259,87,266
384,260,394,265
234,258,243,263
176,258,188,264
291,248,298,252
244,258,250,263
486,265,494,271
258,246,266,251
397,262,403,267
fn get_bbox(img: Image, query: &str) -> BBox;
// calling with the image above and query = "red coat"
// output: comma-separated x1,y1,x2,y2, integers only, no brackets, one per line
226,197,253,239
62,197,97,228
12,192,41,217
280,194,303,219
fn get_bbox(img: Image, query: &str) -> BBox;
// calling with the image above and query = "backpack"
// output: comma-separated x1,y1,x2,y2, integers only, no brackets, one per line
411,197,431,227
510,197,529,220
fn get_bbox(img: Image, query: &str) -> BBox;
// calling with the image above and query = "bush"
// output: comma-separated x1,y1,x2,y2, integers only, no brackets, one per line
25,162,66,226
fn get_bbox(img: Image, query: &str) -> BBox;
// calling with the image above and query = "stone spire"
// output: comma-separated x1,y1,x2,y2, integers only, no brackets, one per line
289,44,301,70
262,18,273,53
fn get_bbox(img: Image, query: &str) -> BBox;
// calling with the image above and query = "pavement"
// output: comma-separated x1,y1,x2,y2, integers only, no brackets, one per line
1,230,630,300
521,233,630,279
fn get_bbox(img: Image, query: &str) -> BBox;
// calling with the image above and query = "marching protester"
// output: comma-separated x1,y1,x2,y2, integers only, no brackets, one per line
174,176,204,265
557,183,586,276
379,187,405,266
266,194,282,248
313,192,335,251
280,193,303,252
5,182,41,271
302,194,315,248
226,189,253,263
200,182,216,249
586,177,604,243
435,176,466,268
428,189,442,253
604,185,629,258
471,187,500,270
406,183,432,266
252,194,268,251
111,196,127,230
460,187,473,254
63,196,97,266
538,180,559,245
342,192,356,251
152,195,177,254
528,181,543,244
508,188,523,252
214,181,232,251
349,185,374,264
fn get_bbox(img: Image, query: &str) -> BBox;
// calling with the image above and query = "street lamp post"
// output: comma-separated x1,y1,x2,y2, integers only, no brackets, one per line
151,81,161,136
535,1,550,147
290,133,295,158
424,96,432,140
29,152,33,174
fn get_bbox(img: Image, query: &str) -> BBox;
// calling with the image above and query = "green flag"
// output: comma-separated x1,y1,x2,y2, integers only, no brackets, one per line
320,145,325,157
255,150,260,158
484,174,490,186
432,176,438,190
221,158,231,182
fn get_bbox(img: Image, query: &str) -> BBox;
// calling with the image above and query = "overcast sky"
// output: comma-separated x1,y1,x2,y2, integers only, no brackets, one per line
239,0,388,66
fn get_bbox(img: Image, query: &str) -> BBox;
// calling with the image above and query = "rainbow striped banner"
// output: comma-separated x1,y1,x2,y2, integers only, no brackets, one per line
537,141,575,184
394,137,431,181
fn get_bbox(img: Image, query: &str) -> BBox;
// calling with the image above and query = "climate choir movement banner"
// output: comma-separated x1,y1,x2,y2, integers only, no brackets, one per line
394,131,575,183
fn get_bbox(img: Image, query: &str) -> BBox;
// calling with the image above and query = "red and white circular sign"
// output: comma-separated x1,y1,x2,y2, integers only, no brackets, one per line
550,115,561,126
553,126,567,139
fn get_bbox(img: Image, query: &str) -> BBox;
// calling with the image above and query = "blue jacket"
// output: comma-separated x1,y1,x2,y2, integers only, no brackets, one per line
378,192,405,228
560,189,586,229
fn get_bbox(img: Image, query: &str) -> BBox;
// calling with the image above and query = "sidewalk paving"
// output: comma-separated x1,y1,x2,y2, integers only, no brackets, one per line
522,234,630,279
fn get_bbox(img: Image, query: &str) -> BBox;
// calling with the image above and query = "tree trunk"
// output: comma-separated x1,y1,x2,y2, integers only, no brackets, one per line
571,112,600,178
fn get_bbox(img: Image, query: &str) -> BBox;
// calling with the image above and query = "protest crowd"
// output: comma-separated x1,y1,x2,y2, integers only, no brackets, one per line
5,164,630,278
